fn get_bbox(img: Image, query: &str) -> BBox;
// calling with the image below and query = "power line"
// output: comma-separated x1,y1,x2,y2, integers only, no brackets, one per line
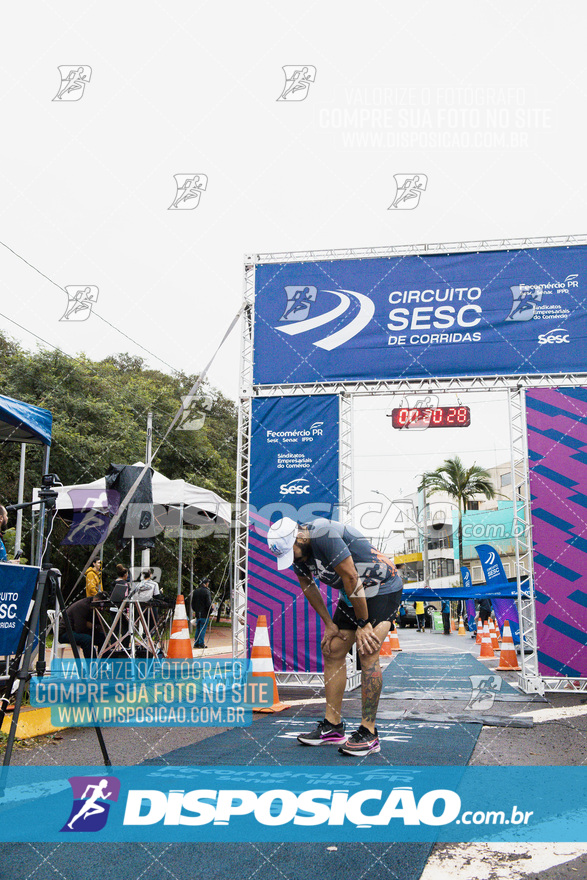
0,239,180,373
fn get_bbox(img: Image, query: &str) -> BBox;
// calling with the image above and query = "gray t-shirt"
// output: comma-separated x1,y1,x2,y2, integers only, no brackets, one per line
292,518,403,599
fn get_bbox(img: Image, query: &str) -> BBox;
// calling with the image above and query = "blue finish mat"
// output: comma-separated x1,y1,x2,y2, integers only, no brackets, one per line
0,716,482,880
381,652,543,701
144,714,482,767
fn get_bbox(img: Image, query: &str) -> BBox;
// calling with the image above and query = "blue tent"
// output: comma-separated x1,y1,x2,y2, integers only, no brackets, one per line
0,393,52,446
0,394,52,558
402,580,525,600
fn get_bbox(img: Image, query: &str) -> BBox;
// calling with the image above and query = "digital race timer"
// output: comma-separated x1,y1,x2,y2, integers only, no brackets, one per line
391,406,471,428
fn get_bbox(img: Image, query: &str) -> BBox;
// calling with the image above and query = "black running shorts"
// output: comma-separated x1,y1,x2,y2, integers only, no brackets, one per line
332,589,403,631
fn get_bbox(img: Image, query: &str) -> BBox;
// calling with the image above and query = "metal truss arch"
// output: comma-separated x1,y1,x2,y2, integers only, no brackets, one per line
235,236,587,693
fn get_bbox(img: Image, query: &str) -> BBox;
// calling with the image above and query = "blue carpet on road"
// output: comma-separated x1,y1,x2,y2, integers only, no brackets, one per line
143,714,482,766
380,651,542,701
0,717,482,880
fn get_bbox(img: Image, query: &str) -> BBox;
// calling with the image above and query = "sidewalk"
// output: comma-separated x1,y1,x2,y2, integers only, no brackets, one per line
194,621,233,657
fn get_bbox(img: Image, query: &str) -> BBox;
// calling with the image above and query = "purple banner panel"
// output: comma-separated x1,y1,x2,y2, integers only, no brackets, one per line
492,599,520,644
526,387,587,678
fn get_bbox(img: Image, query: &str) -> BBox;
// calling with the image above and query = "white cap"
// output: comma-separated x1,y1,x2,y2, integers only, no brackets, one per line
266,517,298,570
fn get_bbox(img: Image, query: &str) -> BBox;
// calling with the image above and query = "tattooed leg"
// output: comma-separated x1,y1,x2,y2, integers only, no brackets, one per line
360,621,391,732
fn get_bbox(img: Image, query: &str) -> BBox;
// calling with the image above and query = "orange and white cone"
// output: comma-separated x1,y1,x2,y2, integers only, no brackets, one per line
250,615,290,713
379,631,394,657
458,616,466,636
496,620,521,671
388,624,402,652
489,619,500,651
381,624,401,655
166,595,193,659
479,622,495,659
475,617,483,645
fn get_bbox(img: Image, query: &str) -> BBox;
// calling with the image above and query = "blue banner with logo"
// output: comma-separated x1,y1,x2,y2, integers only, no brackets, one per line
253,245,587,384
0,765,586,842
0,563,38,655
461,566,473,591
460,568,476,629
250,396,339,513
476,544,520,643
248,395,339,672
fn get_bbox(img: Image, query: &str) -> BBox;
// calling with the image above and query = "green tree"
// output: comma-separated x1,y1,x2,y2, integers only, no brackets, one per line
0,331,237,602
418,455,496,583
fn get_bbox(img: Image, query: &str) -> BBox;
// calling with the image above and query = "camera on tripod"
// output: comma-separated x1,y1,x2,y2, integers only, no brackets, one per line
38,473,61,506
41,473,60,489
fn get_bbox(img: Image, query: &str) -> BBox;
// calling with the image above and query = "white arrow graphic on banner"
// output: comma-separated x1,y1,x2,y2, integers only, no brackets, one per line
276,292,350,335
275,289,374,350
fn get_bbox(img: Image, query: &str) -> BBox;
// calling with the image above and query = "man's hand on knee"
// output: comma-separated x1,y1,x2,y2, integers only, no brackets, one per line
321,623,347,656
356,623,381,656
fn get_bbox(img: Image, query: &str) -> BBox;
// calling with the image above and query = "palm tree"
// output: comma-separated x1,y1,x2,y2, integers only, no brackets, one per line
418,456,496,584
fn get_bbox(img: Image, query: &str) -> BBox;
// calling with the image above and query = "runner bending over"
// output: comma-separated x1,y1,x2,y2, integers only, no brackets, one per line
267,517,403,756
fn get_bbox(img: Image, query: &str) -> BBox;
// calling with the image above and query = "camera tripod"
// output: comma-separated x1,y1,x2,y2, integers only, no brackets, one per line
0,477,111,771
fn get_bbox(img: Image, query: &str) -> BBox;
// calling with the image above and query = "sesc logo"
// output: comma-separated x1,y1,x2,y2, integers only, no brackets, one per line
538,328,570,345
280,478,310,496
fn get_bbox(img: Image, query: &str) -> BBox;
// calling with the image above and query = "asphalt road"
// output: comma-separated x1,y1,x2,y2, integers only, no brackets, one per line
3,626,586,879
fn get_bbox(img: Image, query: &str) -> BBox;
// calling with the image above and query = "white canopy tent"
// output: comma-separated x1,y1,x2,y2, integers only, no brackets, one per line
33,462,230,525
33,462,231,595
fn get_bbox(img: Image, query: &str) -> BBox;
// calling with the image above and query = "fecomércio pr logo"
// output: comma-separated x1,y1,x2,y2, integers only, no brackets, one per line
507,273,577,323
61,776,121,833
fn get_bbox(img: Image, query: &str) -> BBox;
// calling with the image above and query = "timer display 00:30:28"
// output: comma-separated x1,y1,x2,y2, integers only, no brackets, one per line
391,406,471,428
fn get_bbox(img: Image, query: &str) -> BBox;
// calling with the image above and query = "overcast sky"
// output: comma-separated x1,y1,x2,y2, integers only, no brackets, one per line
1,0,584,512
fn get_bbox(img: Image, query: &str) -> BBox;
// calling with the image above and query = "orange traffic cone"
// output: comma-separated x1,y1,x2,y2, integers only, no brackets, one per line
250,615,290,713
166,595,193,659
489,619,500,651
384,624,402,651
496,620,521,671
379,632,393,657
479,622,495,659
458,616,466,636
451,617,456,632
475,617,483,645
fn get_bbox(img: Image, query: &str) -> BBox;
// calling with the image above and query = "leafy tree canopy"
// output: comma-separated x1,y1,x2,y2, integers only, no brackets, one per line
0,331,237,603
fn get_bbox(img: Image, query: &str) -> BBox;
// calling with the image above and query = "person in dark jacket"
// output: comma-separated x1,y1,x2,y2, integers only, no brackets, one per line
192,578,212,648
111,564,130,600
59,592,107,658
478,597,493,624
441,597,451,635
